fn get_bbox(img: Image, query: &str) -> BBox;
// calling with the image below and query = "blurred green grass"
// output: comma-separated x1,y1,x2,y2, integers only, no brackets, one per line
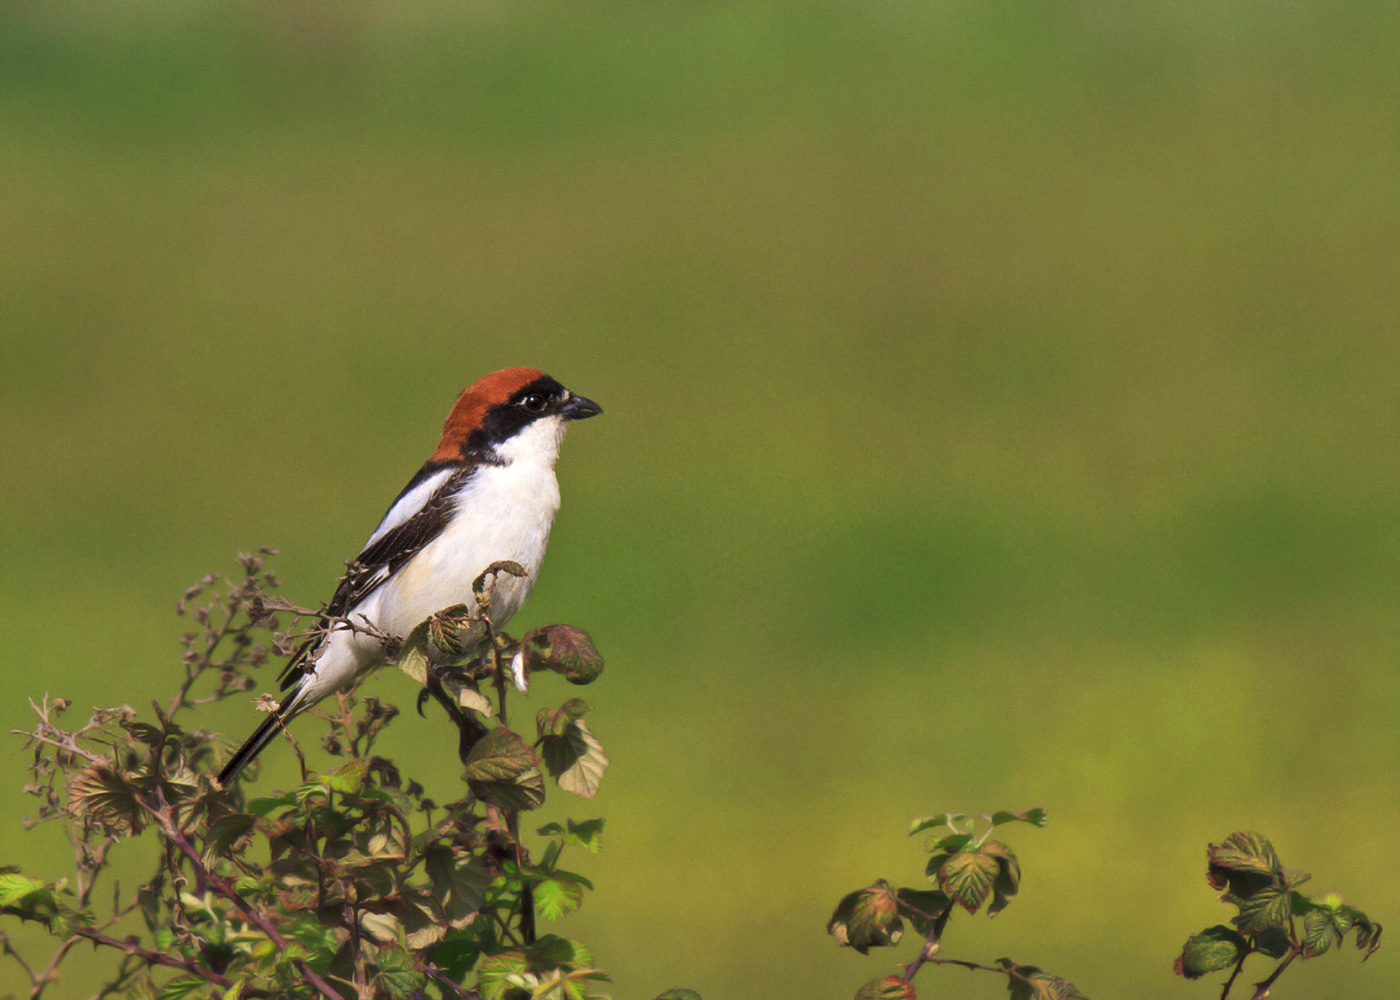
2,2,1398,997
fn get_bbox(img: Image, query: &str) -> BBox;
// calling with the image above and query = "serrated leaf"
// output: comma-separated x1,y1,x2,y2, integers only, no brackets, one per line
1302,905,1349,957
924,831,975,858
425,846,491,929
0,873,46,907
522,626,604,685
538,818,605,854
464,727,547,810
1253,925,1290,959
535,876,586,921
477,948,530,1000
156,977,211,1000
909,813,967,836
1207,832,1282,895
372,945,426,995
431,929,483,981
996,960,1090,1000
360,910,401,944
536,699,591,739
202,814,255,865
938,848,1000,914
855,975,915,1000
988,808,1048,829
396,620,432,685
465,727,538,783
1174,925,1249,979
982,840,1021,917
1339,904,1383,958
539,720,609,799
70,763,145,834
827,879,903,954
653,991,702,1000
397,891,447,950
1232,884,1291,935
244,791,297,817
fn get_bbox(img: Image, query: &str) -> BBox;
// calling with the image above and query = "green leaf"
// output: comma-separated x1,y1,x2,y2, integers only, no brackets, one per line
894,888,951,936
425,845,491,929
428,604,480,659
396,620,432,685
653,992,703,1000
938,847,1000,914
359,909,401,944
1253,925,1290,959
464,727,546,811
522,626,604,685
996,960,1090,1000
1207,832,1283,896
988,808,1048,829
535,875,587,921
70,763,145,834
855,975,915,1000
923,832,974,859
536,699,591,739
156,977,212,1000
909,813,967,836
537,817,605,854
827,879,903,954
982,840,1021,917
0,873,46,907
1340,904,1383,958
372,945,426,996
1174,925,1249,979
539,720,609,800
202,814,256,865
1232,884,1291,935
431,929,484,981
477,948,530,1000
1302,904,1350,957
244,791,297,817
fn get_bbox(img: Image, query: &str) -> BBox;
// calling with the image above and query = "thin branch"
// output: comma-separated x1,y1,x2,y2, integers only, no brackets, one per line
1250,947,1300,1000
901,905,954,983
68,926,262,995
1220,953,1248,999
425,962,480,999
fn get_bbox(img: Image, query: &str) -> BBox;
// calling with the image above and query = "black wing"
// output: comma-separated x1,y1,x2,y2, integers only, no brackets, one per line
277,466,468,690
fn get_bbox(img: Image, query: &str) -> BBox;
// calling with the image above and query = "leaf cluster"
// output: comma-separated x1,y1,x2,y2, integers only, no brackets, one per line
0,553,654,1000
1175,831,1382,997
828,808,1084,1000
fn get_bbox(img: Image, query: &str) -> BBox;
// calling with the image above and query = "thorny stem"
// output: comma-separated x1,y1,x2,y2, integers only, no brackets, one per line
1249,946,1301,1000
1220,953,1248,1000
67,926,260,995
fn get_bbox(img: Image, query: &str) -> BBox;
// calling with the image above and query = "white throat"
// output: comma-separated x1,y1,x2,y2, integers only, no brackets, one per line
493,415,567,469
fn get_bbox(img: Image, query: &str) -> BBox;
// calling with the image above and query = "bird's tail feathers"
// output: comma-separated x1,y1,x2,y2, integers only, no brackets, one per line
217,684,311,786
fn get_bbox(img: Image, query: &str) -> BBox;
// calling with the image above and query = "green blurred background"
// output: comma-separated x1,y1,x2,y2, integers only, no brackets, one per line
2,2,1397,997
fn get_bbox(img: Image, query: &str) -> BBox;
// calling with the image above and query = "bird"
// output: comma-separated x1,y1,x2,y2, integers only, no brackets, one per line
217,367,601,785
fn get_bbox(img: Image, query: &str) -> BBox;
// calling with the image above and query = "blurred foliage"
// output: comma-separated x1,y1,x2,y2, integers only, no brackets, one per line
1,2,1397,997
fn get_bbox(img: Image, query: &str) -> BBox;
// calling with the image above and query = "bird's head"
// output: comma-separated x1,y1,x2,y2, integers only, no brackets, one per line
431,367,602,464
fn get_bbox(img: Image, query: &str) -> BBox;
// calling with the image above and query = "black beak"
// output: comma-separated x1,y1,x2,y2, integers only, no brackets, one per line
560,393,602,420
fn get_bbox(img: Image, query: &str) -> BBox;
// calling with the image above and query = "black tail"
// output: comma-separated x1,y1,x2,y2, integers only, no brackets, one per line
217,687,303,785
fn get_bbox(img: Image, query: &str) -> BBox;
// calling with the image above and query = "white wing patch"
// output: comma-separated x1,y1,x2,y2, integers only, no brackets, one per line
364,466,457,549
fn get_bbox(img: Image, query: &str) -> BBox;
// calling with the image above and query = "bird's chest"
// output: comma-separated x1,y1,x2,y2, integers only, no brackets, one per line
377,462,560,635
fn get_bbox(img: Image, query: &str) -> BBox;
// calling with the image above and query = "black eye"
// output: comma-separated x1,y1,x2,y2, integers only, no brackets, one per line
520,393,547,412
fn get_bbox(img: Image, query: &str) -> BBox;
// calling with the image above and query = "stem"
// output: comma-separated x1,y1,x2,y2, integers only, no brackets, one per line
1220,953,1248,999
901,905,954,983
1250,947,1300,1000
